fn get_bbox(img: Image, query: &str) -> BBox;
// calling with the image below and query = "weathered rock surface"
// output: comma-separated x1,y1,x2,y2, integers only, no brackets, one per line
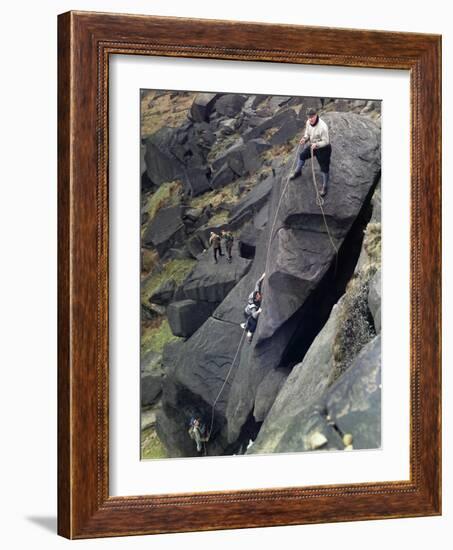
190,93,219,122
149,279,176,305
228,174,274,227
167,299,218,338
368,269,381,333
215,94,247,118
249,335,381,454
221,113,380,446
257,112,381,343
182,243,252,302
141,351,164,406
143,205,185,256
143,92,383,458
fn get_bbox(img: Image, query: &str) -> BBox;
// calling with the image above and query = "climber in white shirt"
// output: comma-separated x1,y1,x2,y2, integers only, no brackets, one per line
290,107,332,197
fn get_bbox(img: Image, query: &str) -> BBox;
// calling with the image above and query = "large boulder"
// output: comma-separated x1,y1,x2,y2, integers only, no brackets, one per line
141,351,164,406
242,139,272,173
215,94,247,117
142,205,186,256
243,108,300,142
167,299,218,338
211,140,245,175
184,167,211,197
228,173,274,227
256,112,381,343
245,295,345,452
157,317,246,456
182,243,252,302
190,93,219,122
249,335,381,454
149,278,176,305
223,112,380,445
144,127,184,185
211,163,236,189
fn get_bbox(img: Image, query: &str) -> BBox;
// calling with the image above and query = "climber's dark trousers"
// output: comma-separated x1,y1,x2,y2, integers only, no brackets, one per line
213,245,223,262
243,311,258,334
295,144,332,174
226,242,233,260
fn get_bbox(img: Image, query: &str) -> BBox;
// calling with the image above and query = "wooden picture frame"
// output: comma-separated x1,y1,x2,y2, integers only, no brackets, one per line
58,10,441,539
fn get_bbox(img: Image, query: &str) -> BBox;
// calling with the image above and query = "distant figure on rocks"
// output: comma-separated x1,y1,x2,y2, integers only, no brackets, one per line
290,107,332,197
241,273,265,343
209,231,224,263
188,416,209,453
221,229,234,263
202,202,214,221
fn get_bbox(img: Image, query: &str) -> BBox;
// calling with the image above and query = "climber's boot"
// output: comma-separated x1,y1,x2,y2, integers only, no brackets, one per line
320,171,329,197
289,158,305,180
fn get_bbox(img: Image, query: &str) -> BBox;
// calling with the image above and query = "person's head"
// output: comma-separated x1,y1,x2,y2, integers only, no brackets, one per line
307,107,318,125
221,229,226,235
254,290,262,304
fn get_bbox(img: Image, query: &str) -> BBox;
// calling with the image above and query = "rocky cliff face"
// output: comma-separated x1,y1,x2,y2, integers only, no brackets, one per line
140,90,382,458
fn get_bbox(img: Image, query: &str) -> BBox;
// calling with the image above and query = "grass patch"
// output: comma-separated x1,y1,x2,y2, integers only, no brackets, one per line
141,248,159,276
208,210,230,226
189,180,240,210
363,222,381,271
329,274,376,385
141,258,196,304
142,180,183,222
206,132,241,164
141,426,167,459
261,133,300,163
328,222,381,386
262,126,280,141
141,318,179,356
141,90,195,138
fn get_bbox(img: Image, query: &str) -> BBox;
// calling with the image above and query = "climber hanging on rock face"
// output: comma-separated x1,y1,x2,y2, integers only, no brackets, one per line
240,273,265,343
188,416,209,453
289,107,332,197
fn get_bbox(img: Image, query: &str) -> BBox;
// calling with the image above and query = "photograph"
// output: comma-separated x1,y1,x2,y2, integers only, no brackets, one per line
140,90,382,459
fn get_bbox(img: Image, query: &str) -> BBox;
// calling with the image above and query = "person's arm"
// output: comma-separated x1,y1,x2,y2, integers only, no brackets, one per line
254,272,265,293
251,306,262,319
315,121,330,148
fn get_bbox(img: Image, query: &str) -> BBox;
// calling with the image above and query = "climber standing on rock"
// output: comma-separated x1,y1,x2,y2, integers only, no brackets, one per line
209,231,224,264
221,229,234,263
290,107,332,197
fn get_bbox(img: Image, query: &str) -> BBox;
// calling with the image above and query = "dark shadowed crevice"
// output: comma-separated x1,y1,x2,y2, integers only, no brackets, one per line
227,412,263,455
279,179,377,369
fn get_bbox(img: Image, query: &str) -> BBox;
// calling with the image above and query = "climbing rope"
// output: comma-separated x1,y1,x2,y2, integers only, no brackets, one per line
205,142,338,447
309,147,339,274
264,144,302,275
309,147,338,255
207,330,246,441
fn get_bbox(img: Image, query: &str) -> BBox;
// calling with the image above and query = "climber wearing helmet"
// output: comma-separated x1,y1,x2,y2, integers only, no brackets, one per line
290,107,332,197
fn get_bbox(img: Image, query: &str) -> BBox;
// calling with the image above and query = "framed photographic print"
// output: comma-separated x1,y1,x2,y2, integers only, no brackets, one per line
58,11,441,538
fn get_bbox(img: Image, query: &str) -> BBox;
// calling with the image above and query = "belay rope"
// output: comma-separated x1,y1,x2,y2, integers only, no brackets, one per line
205,142,338,447
309,146,339,274
207,330,246,440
